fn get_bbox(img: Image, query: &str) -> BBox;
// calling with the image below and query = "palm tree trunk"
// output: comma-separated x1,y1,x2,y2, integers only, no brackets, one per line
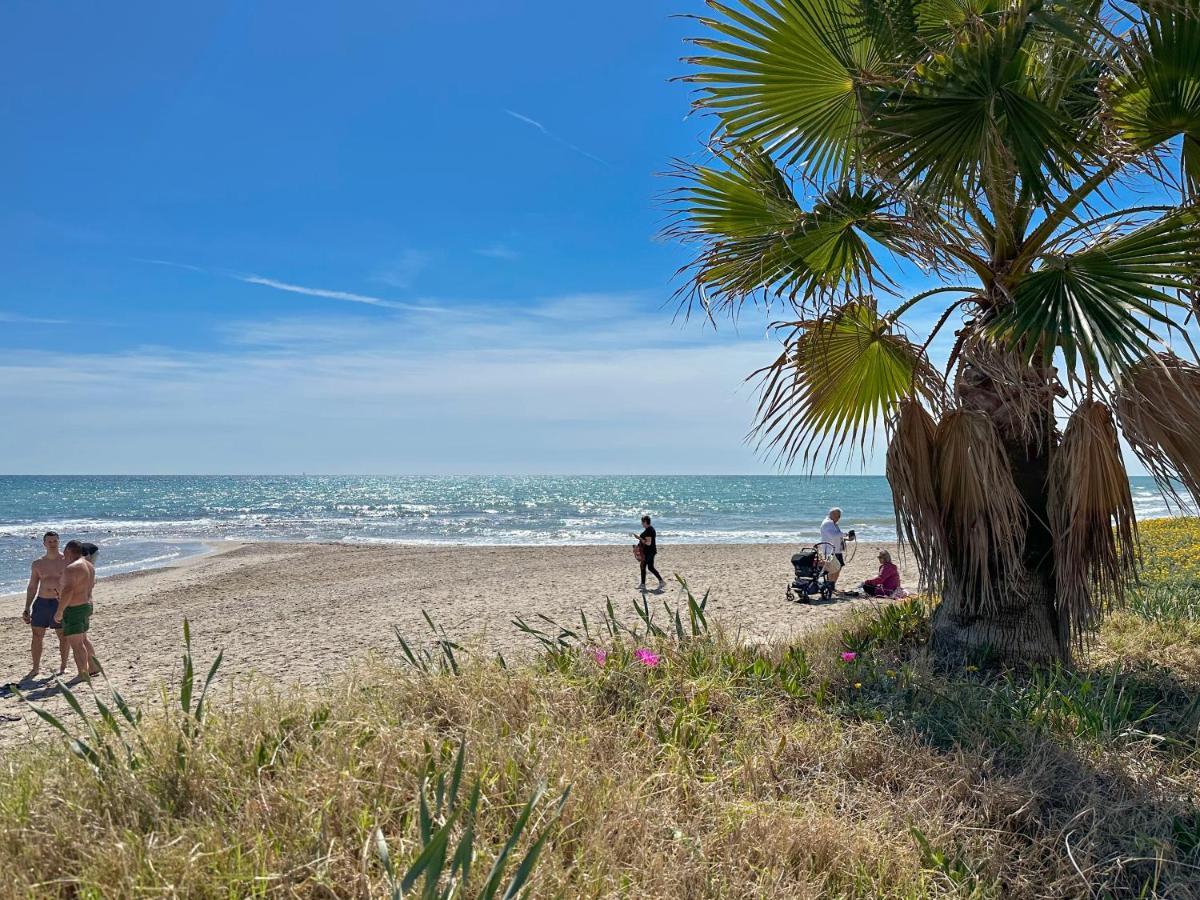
930,352,1068,666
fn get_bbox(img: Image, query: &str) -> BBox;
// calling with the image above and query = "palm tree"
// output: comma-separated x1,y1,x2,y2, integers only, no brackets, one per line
668,0,1200,664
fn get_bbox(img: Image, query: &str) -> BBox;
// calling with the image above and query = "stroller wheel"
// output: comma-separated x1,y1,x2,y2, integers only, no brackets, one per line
785,585,795,603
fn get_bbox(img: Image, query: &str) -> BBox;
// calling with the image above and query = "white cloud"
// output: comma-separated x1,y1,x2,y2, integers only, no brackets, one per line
136,257,439,312
233,273,428,311
371,249,430,289
0,312,69,325
503,109,609,166
476,243,519,261
0,291,780,474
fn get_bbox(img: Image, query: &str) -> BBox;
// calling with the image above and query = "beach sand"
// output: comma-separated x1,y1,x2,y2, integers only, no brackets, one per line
0,540,913,746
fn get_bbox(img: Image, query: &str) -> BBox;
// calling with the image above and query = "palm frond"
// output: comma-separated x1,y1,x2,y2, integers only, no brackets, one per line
885,398,946,594
914,0,1005,46
681,0,894,176
988,207,1199,375
669,146,909,310
1108,0,1200,194
1114,352,1200,506
1048,400,1138,644
934,409,1027,618
753,300,942,467
870,11,1087,203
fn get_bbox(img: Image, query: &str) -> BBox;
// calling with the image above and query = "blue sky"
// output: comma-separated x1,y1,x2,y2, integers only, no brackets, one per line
2,0,818,474
0,2,1182,476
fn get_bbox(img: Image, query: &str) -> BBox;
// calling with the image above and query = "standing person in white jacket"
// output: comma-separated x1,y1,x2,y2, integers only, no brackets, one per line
819,508,855,591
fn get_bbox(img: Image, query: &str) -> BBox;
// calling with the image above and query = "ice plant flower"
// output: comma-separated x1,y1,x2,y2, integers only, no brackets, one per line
634,648,661,667
589,647,608,666
840,652,857,663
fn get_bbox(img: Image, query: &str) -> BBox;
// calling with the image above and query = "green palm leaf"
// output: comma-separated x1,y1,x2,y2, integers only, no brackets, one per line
754,299,942,466
1109,0,1200,194
671,145,907,307
989,208,1199,374
870,14,1085,202
914,0,1005,45
681,0,891,175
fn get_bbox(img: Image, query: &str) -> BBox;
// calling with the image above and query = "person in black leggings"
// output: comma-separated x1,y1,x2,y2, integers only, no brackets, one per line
636,515,664,591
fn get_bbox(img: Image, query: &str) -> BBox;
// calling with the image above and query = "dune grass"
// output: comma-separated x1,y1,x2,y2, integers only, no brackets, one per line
2,520,1199,898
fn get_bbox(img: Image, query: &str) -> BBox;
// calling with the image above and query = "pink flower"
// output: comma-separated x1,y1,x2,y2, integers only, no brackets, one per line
634,648,661,668
841,652,858,663
589,647,608,666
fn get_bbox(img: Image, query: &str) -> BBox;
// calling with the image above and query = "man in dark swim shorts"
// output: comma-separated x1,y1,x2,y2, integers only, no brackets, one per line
21,531,69,680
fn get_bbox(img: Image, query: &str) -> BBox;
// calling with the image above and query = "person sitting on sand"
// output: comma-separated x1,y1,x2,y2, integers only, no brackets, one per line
862,550,901,598
22,531,70,680
633,515,664,592
53,540,98,683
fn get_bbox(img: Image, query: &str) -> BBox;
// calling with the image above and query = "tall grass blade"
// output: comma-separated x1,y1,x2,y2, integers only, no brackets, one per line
194,650,224,724
399,808,460,896
479,785,545,899
373,828,403,900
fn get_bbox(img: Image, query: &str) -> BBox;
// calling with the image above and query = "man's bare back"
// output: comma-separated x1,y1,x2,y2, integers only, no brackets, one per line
58,558,93,610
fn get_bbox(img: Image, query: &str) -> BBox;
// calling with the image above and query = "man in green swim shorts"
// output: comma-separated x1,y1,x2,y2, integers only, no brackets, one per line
54,541,96,683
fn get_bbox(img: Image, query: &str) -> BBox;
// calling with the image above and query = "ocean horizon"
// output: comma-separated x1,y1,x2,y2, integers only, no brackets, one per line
0,474,1188,594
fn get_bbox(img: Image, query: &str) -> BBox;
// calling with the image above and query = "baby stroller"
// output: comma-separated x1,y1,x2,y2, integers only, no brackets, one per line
785,545,836,603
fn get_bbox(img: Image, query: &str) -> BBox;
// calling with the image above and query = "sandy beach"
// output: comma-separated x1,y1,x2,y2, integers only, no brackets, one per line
0,540,912,746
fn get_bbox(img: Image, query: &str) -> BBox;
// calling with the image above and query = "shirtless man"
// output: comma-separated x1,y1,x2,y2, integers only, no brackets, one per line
21,531,70,680
53,540,97,683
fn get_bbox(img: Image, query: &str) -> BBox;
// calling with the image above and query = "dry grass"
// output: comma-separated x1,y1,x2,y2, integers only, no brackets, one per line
1,522,1200,898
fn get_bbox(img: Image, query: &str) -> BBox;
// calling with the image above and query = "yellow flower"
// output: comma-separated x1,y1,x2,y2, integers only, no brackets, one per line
853,682,862,690
966,665,978,672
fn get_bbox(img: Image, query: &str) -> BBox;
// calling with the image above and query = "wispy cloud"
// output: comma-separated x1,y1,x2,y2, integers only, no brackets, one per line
476,243,519,261
504,109,609,166
0,312,70,326
232,273,421,310
0,315,769,474
134,258,207,273
137,257,442,313
372,249,430,289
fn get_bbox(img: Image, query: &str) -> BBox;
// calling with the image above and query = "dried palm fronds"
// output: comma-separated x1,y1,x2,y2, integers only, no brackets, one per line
885,398,945,594
954,340,1064,446
1049,401,1139,643
934,410,1027,616
1114,353,1200,506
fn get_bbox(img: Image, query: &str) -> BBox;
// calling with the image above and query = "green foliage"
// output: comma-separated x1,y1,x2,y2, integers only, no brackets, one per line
910,828,998,899
18,619,220,777
374,741,569,900
989,208,1199,373
839,597,931,654
672,0,1200,661
755,302,942,465
396,611,468,675
1109,0,1200,194
1128,580,1200,623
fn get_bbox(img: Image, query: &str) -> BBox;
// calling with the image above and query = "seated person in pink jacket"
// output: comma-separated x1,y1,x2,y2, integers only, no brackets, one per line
862,550,901,597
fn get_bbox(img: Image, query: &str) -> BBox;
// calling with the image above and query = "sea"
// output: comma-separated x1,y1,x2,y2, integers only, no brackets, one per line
0,475,1185,594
